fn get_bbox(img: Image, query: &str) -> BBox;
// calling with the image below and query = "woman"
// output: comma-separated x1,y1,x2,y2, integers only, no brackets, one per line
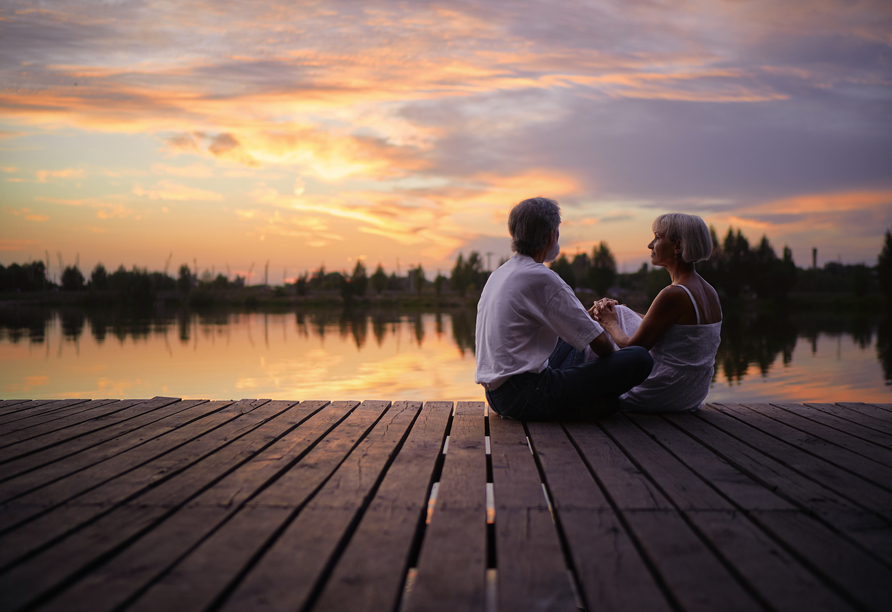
590,213,722,412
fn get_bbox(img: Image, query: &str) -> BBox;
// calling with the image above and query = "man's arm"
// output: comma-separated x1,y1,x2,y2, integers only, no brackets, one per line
589,330,615,357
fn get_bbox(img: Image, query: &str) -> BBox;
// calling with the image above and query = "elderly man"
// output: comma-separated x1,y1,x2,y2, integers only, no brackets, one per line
475,197,653,420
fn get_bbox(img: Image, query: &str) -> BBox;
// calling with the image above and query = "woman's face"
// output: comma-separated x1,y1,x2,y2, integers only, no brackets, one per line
648,231,678,267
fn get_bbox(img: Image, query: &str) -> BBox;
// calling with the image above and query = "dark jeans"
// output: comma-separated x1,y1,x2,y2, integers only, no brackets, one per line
485,339,654,421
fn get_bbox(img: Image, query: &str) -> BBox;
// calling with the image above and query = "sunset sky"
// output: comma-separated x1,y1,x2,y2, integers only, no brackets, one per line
2,0,891,284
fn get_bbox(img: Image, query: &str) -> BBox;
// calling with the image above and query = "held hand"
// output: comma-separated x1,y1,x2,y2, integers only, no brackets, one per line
594,301,619,326
590,298,618,321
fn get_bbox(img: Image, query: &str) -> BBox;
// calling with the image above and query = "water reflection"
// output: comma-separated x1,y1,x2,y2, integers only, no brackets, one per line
0,305,889,400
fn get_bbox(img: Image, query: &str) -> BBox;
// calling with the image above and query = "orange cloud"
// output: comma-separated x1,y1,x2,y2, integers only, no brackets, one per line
6,207,49,222
132,181,224,201
36,168,83,182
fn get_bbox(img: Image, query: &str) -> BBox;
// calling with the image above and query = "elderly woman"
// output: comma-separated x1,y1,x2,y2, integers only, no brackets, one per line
475,197,654,421
590,213,722,412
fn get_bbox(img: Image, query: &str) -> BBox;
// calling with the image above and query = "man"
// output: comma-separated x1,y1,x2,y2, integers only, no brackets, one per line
475,197,653,420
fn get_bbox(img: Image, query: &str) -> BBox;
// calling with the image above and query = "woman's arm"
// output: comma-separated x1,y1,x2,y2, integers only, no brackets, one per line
595,286,687,350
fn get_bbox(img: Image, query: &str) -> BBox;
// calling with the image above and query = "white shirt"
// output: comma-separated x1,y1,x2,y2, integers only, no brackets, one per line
475,254,604,390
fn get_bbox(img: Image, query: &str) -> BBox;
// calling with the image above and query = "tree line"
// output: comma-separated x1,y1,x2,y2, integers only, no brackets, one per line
3,226,891,302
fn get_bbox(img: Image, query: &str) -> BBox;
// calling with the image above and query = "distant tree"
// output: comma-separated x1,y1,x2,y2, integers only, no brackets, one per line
61,265,85,291
751,236,778,299
295,271,309,296
879,228,892,299
310,265,326,290
589,242,617,297
465,252,485,292
351,260,368,297
177,264,193,294
371,264,387,295
721,228,752,298
451,253,468,297
0,262,48,292
412,265,426,295
850,264,871,298
571,252,591,289
433,273,447,296
549,254,575,288
90,263,109,290
450,251,486,296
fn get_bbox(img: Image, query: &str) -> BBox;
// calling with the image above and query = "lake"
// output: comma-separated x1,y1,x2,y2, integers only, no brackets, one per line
1,307,890,404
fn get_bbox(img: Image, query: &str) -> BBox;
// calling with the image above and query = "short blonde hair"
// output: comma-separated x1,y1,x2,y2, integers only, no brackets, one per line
652,213,713,263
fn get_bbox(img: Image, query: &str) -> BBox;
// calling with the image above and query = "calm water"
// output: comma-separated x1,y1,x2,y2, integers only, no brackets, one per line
1,307,890,403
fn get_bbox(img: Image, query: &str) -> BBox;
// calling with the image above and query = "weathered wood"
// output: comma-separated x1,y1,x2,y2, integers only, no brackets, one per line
0,399,888,612
730,403,892,486
0,400,87,427
0,400,237,561
804,403,892,436
770,402,892,468
0,399,33,414
751,509,892,611
621,413,857,612
678,406,892,566
118,401,383,612
584,418,762,612
530,420,672,612
0,399,204,483
218,401,420,612
626,412,792,511
0,399,213,508
0,398,177,463
0,399,120,441
0,400,307,612
309,401,452,612
488,410,576,612
837,402,892,421
708,403,892,521
403,401,487,612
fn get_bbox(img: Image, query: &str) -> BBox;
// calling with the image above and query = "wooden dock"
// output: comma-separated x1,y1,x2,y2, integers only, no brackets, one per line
0,398,890,612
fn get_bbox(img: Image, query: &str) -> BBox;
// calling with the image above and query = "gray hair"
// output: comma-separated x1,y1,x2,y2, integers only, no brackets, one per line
652,213,713,263
508,197,561,256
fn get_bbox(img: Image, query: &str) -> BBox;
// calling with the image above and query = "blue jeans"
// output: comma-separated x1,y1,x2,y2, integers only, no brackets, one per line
485,339,653,421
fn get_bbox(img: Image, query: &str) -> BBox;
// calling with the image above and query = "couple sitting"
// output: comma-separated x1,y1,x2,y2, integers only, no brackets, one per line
475,196,722,421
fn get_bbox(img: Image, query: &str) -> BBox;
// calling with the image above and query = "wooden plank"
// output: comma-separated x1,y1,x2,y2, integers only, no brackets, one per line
403,401,487,612
0,399,33,414
867,403,892,412
804,403,892,436
837,402,892,420
0,398,178,465
529,420,672,612
0,399,121,440
708,403,892,521
114,401,386,612
0,399,200,483
487,410,576,612
770,402,892,466
732,403,892,482
0,400,88,427
623,413,858,612
751,510,892,611
672,407,892,566
0,400,232,545
579,418,762,612
217,401,421,612
0,399,209,507
310,401,452,612
625,412,792,511
0,400,312,612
